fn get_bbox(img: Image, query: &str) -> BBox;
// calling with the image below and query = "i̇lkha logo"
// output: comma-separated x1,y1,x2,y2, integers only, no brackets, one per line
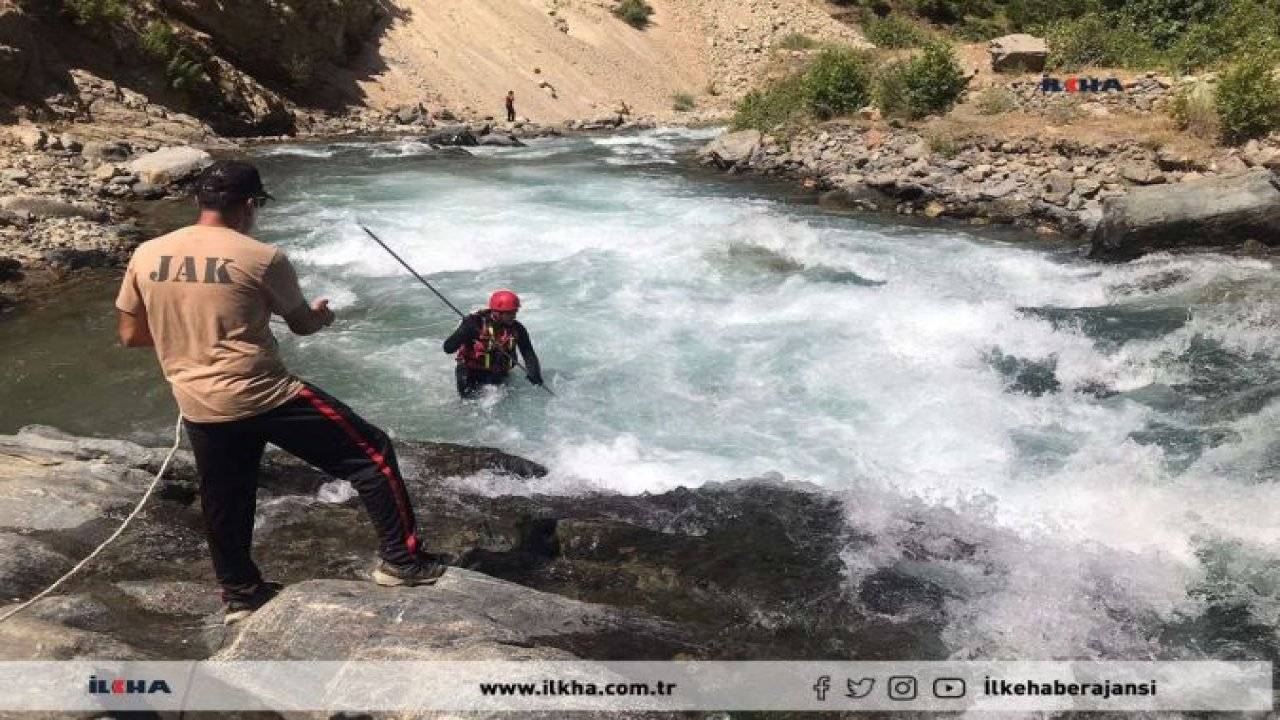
88,676,172,695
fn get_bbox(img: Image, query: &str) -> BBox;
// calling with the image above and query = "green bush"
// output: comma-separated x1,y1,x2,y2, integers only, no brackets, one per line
864,14,930,49
166,49,207,92
874,42,968,119
672,92,696,112
1005,0,1099,32
613,0,653,29
1166,2,1280,73
1170,79,1218,138
777,33,818,50
1044,13,1157,70
974,86,1017,114
1215,53,1280,144
802,47,873,120
731,72,808,134
62,0,125,25
139,20,176,60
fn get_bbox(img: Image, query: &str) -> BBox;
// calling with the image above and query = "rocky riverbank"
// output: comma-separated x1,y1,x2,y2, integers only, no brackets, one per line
0,92,680,313
697,76,1280,260
0,425,951,669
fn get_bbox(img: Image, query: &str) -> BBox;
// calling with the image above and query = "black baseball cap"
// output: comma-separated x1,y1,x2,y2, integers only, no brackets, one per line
194,160,273,202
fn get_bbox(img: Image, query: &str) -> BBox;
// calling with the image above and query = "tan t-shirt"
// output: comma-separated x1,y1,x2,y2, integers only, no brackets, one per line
115,225,307,423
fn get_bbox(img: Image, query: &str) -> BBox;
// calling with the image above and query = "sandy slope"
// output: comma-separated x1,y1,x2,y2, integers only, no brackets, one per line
355,0,864,122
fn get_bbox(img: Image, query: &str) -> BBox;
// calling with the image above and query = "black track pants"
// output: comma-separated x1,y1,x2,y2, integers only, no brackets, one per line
184,382,420,596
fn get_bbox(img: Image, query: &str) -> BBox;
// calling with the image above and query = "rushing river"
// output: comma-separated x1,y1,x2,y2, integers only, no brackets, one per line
1,128,1277,663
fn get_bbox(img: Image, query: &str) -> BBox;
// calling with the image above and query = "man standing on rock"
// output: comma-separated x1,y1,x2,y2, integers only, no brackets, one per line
505,90,517,123
115,160,446,625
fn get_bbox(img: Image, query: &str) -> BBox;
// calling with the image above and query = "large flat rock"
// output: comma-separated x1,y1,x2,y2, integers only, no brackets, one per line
215,573,694,661
1090,168,1280,260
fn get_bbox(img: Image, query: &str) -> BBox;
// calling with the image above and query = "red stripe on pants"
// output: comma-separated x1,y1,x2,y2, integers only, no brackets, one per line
298,388,419,556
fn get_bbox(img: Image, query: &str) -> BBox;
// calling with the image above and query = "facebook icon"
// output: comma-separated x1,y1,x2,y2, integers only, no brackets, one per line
814,675,831,701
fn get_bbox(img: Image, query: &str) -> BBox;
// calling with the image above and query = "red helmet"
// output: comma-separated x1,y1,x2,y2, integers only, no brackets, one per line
489,289,520,312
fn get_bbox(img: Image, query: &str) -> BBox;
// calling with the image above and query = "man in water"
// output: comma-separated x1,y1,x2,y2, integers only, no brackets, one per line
115,161,446,625
505,90,517,123
443,289,542,398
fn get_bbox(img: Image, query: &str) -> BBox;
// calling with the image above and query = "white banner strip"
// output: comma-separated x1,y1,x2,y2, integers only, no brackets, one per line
0,661,1269,712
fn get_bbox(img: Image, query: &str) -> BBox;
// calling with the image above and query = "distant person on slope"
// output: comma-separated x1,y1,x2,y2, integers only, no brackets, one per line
505,90,517,123
443,289,542,398
115,161,447,625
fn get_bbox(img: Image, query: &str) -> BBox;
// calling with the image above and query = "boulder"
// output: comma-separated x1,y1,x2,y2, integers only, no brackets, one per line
8,125,45,151
215,573,694,661
1120,162,1166,185
580,113,623,129
130,182,167,200
988,34,1048,73
477,133,525,147
697,129,762,170
1,169,29,186
58,133,83,153
1090,168,1280,260
125,146,212,186
81,140,131,164
0,425,192,532
0,195,105,221
425,125,478,147
0,534,73,600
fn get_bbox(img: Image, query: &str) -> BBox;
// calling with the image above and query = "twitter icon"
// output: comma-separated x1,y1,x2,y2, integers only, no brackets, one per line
846,678,876,699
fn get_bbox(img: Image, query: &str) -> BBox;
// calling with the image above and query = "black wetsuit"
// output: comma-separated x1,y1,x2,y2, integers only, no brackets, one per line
443,310,541,398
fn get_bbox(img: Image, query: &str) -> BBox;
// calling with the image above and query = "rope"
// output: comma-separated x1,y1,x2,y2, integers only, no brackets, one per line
268,319,439,335
0,414,185,625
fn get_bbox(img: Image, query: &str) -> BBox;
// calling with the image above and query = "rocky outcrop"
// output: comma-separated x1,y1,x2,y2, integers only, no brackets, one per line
478,132,526,147
697,129,761,170
0,194,104,221
1089,168,1280,260
701,120,1280,253
125,146,212,186
988,34,1048,72
425,124,479,147
217,574,694,661
0,426,934,664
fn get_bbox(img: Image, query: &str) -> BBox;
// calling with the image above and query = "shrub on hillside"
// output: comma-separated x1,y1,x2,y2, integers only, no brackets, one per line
62,0,125,25
802,47,873,120
1215,53,1280,144
672,93,696,112
731,73,808,134
778,33,818,50
1170,80,1219,139
613,0,653,29
863,14,930,49
1045,13,1158,70
139,20,177,60
1004,0,1098,32
874,42,968,120
974,86,1017,115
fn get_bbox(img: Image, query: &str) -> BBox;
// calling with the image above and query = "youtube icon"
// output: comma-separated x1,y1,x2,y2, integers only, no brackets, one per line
933,678,966,699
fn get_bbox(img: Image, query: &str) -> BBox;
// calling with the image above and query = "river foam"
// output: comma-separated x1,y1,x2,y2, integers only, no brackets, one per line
241,130,1280,662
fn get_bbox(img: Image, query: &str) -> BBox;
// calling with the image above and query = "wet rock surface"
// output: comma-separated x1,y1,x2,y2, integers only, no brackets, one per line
0,425,945,664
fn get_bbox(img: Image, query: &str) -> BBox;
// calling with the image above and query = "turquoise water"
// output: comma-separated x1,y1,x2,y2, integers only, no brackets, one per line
2,128,1277,662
